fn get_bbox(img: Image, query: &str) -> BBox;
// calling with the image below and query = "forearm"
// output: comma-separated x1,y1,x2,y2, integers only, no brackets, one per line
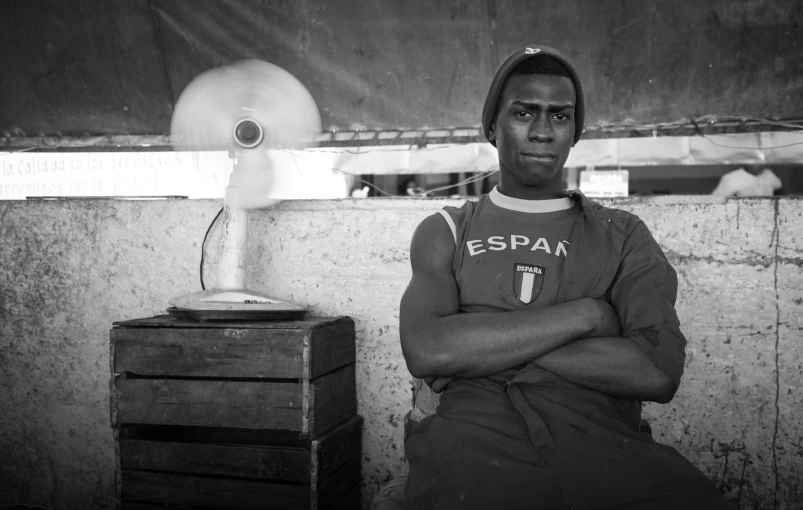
402,299,596,379
533,336,676,403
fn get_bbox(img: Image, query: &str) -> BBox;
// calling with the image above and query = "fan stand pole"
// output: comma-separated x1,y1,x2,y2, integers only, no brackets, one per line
168,195,305,315
217,204,248,291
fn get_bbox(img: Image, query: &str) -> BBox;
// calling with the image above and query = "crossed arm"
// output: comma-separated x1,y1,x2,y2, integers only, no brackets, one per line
399,214,677,404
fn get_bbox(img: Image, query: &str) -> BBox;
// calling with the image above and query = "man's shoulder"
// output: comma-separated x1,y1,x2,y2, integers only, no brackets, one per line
581,198,663,258
583,199,672,264
445,195,483,213
436,195,483,225
583,197,643,228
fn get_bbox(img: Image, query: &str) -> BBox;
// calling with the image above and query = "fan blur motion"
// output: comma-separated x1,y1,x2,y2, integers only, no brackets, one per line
170,59,322,208
168,60,322,320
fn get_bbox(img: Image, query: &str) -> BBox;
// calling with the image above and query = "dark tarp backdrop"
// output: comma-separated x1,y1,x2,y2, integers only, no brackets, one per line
1,0,802,139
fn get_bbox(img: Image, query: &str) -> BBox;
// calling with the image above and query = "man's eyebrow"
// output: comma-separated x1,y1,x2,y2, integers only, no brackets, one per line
510,101,575,110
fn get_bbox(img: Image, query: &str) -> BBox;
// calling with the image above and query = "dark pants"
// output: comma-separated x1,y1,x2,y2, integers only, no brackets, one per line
404,379,733,510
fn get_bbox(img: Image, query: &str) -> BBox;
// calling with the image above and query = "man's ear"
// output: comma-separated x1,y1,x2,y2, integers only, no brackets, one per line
488,123,496,144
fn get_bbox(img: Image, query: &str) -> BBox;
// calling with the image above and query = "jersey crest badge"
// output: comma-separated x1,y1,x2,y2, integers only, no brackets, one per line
514,263,544,304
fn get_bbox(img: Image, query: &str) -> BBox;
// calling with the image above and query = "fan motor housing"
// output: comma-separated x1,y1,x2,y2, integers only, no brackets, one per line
233,118,264,149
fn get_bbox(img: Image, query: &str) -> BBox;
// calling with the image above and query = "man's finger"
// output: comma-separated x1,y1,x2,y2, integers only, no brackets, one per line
430,377,456,393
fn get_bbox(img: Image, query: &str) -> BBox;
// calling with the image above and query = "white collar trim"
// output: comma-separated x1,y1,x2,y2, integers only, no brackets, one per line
489,186,573,213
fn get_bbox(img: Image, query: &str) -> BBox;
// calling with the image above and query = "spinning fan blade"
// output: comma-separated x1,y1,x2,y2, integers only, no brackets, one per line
171,59,322,209
170,59,322,153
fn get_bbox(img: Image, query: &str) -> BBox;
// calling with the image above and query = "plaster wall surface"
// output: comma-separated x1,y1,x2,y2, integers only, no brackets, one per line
1,196,801,510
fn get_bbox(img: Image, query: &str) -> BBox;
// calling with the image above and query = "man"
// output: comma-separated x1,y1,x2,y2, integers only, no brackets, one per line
399,45,732,509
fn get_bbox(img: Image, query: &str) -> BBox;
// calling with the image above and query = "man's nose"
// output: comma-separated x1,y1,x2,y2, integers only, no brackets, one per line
528,115,553,142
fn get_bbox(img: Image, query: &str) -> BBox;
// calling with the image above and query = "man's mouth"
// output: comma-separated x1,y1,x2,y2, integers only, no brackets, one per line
521,152,556,161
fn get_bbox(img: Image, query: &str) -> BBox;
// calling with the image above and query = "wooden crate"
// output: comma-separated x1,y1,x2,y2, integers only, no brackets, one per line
110,315,356,436
109,315,360,510
115,416,362,510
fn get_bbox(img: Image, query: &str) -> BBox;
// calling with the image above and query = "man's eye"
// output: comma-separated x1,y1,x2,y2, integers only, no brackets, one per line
553,113,570,121
515,111,532,119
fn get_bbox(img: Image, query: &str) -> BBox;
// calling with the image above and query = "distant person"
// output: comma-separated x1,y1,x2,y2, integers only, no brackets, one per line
399,45,733,509
712,166,783,196
398,177,424,196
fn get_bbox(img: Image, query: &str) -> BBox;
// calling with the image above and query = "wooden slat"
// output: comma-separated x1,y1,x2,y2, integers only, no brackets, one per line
122,470,308,510
117,417,363,483
110,338,118,426
113,429,122,510
318,456,361,509
119,423,310,448
310,365,357,436
310,320,355,379
111,338,123,509
115,379,303,430
122,504,221,510
315,416,363,480
122,503,171,510
331,485,361,510
113,315,349,330
120,439,311,482
122,503,199,510
111,327,306,378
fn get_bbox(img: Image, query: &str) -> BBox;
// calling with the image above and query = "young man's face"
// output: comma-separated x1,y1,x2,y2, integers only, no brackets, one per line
489,73,576,199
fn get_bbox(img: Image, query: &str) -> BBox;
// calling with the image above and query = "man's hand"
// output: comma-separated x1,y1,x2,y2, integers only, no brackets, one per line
533,335,675,403
423,376,454,393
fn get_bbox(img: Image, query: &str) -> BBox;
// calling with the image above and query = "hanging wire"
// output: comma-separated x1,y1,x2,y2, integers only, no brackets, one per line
412,169,497,197
0,146,38,155
323,144,469,155
285,149,498,197
283,150,401,197
286,149,348,199
699,134,803,151
583,115,803,135
347,178,398,197
199,206,224,290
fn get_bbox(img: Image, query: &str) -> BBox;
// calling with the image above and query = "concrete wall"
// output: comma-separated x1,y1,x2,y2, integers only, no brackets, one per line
1,196,801,509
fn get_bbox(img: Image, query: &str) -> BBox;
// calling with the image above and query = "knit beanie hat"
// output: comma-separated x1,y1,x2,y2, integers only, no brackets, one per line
481,45,585,146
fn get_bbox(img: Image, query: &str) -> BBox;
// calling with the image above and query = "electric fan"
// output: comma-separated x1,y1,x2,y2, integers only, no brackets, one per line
167,59,322,321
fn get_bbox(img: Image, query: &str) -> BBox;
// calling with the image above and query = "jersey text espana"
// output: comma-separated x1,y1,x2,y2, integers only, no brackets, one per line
439,187,580,313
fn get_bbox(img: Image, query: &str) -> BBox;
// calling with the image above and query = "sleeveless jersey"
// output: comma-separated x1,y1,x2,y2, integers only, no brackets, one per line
438,186,580,313
407,190,720,510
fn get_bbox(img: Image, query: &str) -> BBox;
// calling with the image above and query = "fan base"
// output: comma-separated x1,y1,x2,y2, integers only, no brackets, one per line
168,288,307,322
